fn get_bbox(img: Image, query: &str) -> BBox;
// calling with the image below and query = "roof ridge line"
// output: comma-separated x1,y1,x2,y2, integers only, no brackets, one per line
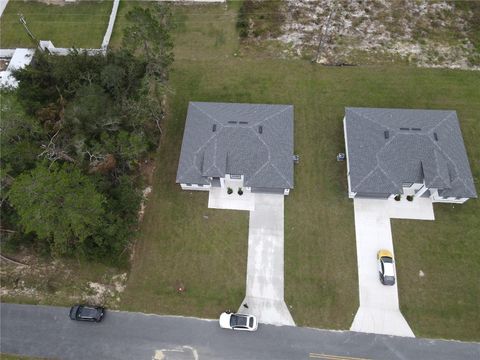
271,162,292,188
429,111,456,133
350,108,393,131
191,102,222,125
377,162,400,189
256,106,291,127
352,165,380,192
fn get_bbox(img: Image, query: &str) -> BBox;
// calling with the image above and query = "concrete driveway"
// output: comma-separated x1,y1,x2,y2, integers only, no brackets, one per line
208,190,294,326
350,197,435,337
238,193,295,326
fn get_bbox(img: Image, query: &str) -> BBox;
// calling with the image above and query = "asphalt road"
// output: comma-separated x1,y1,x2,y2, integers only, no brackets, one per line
1,303,479,360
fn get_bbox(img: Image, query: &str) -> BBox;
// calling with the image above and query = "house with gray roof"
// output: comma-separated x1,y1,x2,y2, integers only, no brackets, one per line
344,107,477,204
176,102,294,195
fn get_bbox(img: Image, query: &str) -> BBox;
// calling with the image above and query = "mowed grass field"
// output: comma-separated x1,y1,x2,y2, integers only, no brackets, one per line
0,1,111,48
119,3,480,340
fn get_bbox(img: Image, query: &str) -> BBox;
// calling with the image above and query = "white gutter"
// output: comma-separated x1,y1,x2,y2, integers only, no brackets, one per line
343,116,355,198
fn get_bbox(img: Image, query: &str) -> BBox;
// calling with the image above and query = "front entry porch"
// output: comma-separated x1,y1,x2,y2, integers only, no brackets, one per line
208,186,255,211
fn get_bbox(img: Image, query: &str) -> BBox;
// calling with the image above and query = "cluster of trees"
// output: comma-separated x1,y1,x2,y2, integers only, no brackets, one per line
0,5,173,262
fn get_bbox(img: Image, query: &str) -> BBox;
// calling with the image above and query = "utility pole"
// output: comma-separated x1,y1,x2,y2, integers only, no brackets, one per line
314,4,337,63
18,13,42,50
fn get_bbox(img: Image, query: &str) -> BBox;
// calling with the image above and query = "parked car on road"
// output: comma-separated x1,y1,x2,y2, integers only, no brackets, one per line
377,249,396,286
219,311,258,331
69,305,105,322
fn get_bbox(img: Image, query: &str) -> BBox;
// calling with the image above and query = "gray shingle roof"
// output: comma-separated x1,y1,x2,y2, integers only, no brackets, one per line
176,102,294,189
345,107,477,198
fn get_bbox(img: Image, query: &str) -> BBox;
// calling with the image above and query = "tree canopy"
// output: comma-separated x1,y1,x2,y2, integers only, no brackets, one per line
8,163,105,255
1,3,174,262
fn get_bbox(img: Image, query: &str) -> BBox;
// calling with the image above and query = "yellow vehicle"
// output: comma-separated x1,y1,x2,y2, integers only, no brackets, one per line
377,249,396,286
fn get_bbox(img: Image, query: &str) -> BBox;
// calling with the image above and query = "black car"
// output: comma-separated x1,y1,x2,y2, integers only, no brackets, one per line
69,305,105,322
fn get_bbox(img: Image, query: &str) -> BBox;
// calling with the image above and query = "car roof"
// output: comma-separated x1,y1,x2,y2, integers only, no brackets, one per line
232,314,248,326
79,307,100,318
383,262,395,277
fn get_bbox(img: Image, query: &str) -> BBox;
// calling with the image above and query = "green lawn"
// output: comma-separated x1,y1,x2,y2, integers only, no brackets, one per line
2,1,478,341
394,203,480,340
118,2,480,340
0,1,112,48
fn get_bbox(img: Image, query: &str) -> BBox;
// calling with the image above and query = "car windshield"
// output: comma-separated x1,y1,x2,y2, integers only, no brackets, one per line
249,317,254,328
230,314,247,327
382,256,393,263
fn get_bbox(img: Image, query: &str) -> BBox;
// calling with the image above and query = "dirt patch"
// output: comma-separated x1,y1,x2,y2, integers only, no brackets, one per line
139,158,156,185
1,248,127,308
137,158,155,221
33,0,94,5
138,186,152,222
248,0,480,69
33,0,70,5
84,274,127,305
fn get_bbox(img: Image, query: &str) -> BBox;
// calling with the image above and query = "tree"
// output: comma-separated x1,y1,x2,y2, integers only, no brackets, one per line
123,5,174,138
123,4,174,83
64,84,118,137
0,90,45,178
8,163,105,255
4,30,166,261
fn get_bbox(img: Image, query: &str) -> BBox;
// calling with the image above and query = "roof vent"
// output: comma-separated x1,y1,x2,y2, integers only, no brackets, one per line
384,130,389,139
239,121,248,125
212,124,216,132
400,127,409,131
411,128,421,131
434,132,438,141
228,121,237,124
258,125,263,134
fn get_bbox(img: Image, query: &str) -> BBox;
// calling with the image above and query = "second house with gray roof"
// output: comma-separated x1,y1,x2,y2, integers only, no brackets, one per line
343,107,477,203
176,102,294,195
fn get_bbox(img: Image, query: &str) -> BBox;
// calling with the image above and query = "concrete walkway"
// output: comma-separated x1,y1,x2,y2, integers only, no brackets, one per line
208,186,255,211
351,197,435,337
238,193,295,326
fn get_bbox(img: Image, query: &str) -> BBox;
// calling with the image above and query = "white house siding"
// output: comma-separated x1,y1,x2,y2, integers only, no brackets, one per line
432,196,468,204
180,183,210,191
343,117,356,198
181,175,291,195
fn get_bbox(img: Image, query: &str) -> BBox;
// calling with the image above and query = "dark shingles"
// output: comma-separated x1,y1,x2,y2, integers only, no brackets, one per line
176,102,294,189
345,108,477,198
